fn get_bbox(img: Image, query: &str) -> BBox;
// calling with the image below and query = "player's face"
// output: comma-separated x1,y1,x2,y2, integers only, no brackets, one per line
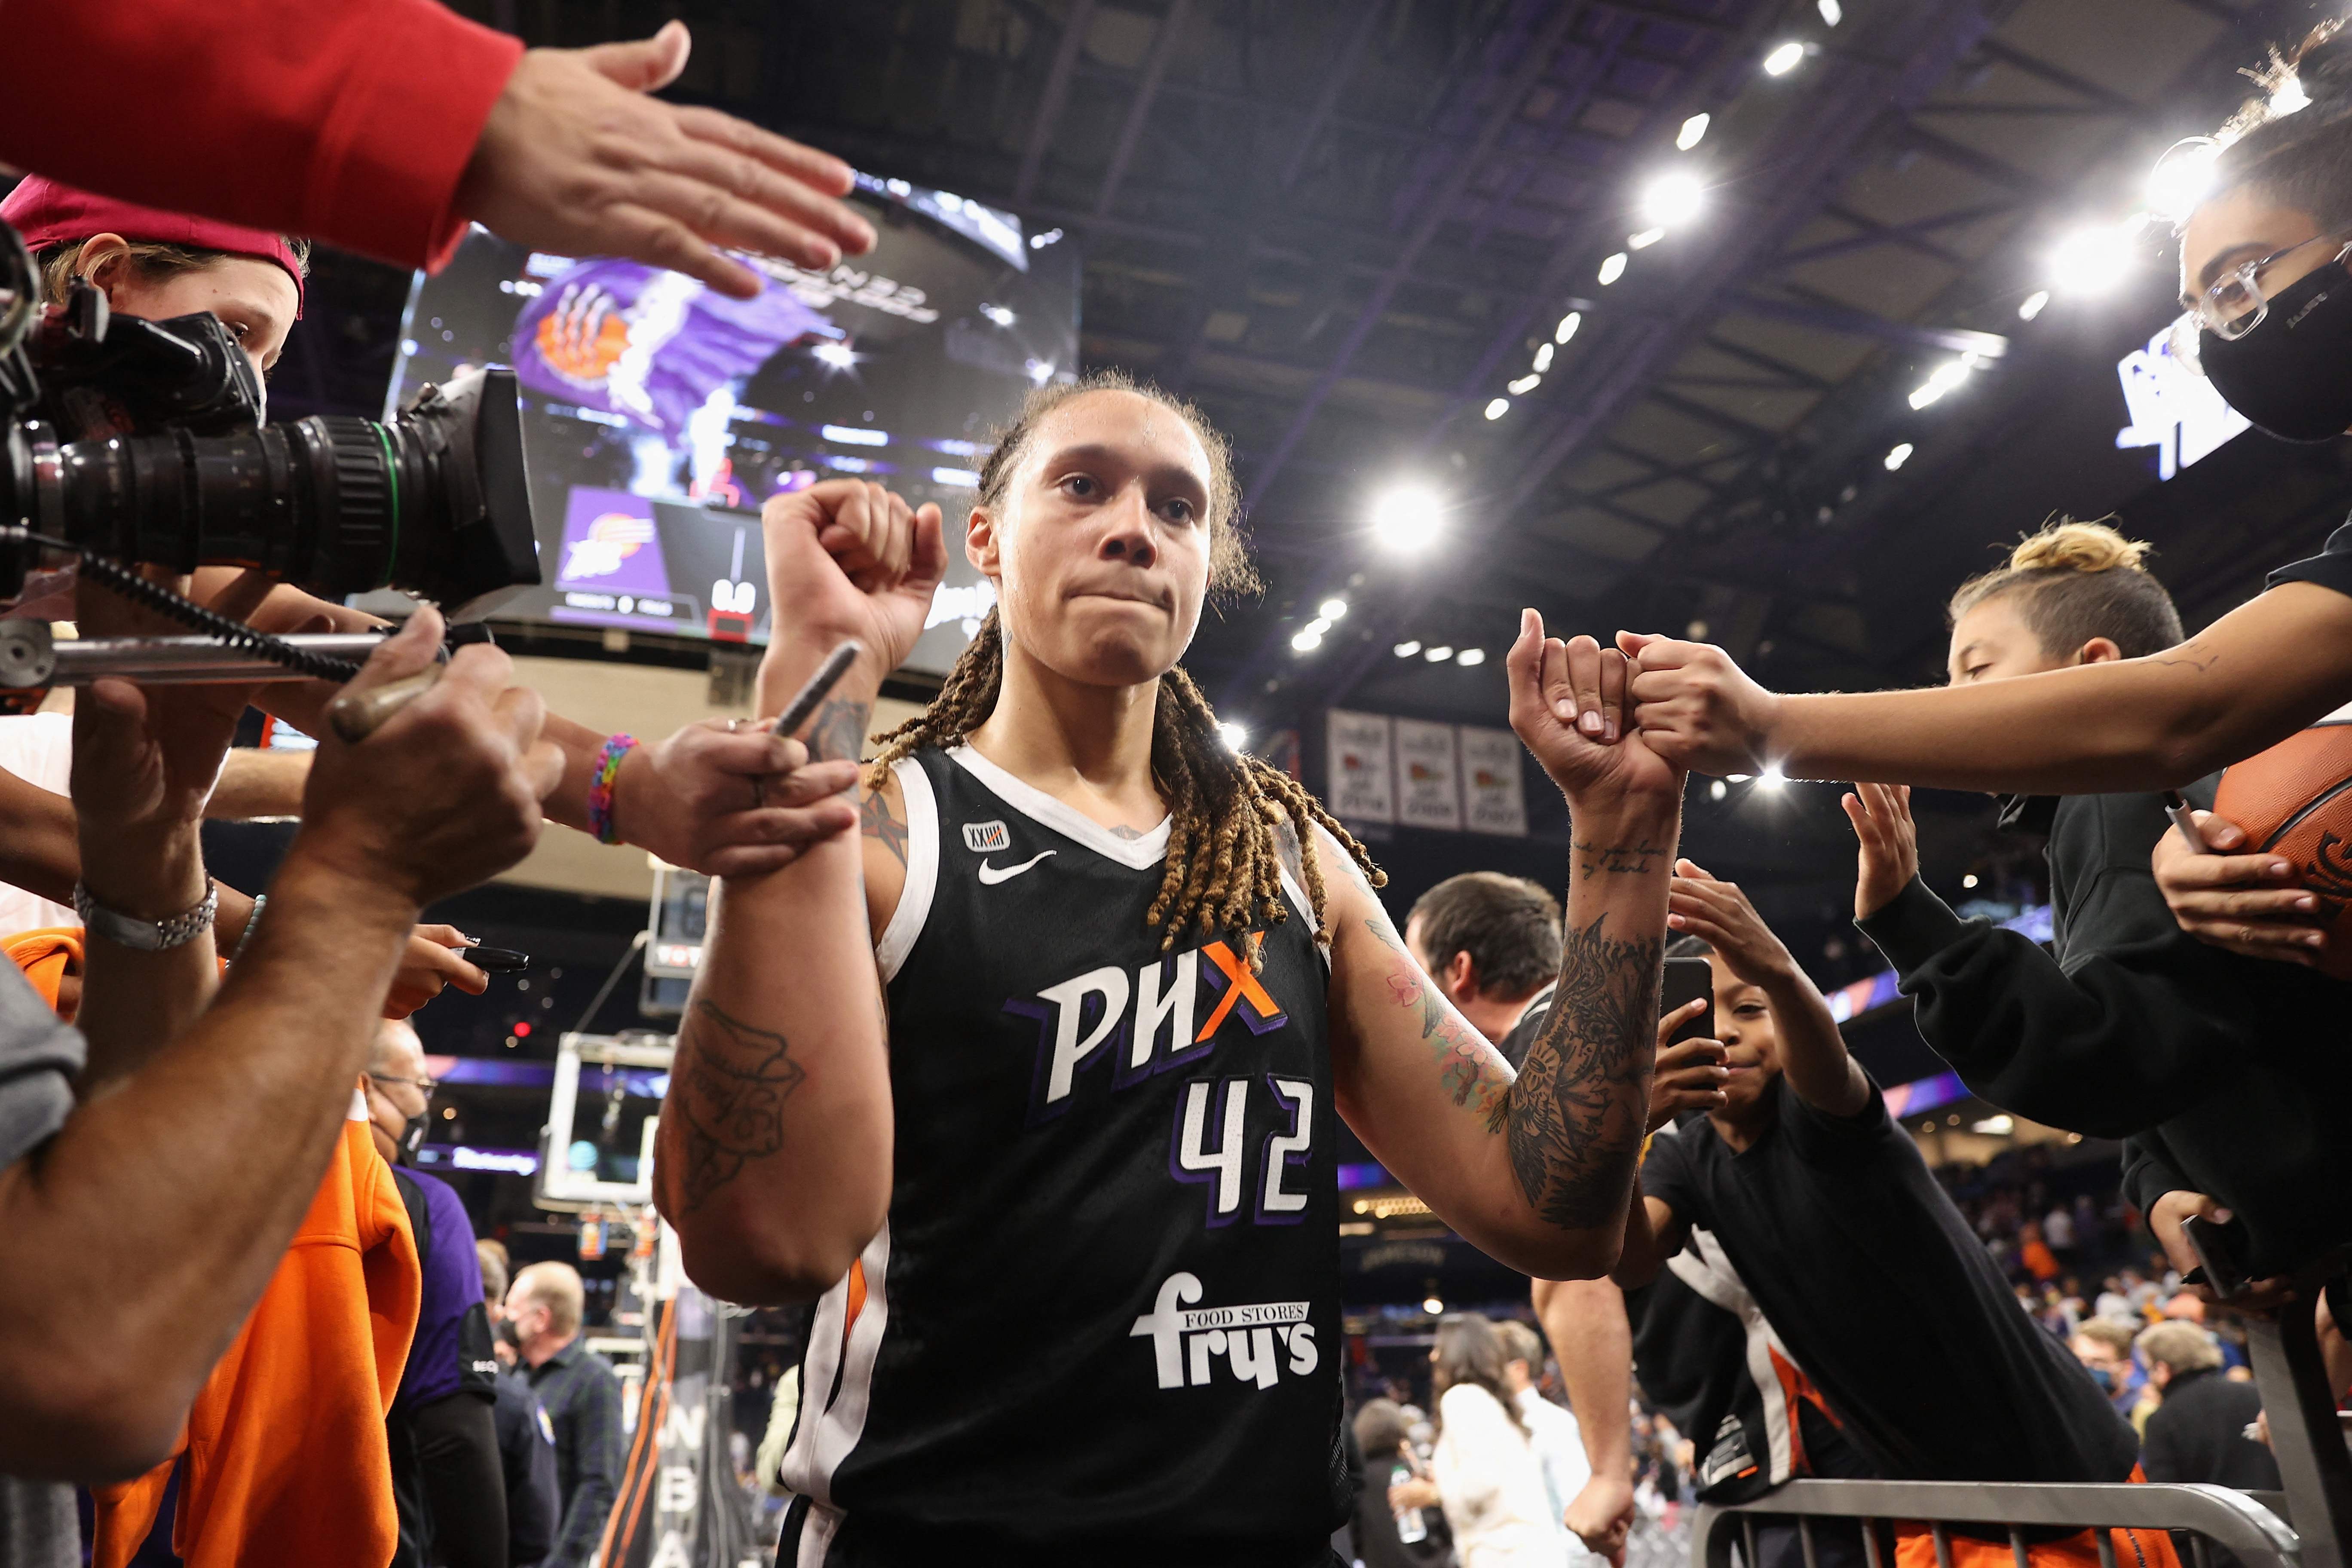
95,246,298,381
1709,954,1780,1118
1946,595,2067,685
974,389,1214,689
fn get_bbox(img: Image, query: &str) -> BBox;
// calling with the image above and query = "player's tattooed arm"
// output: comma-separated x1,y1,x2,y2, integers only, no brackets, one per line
666,998,808,1211
1360,916,1515,1132
1506,912,1662,1230
805,696,871,764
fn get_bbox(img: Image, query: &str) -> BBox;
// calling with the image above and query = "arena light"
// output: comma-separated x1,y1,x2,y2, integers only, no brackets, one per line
1289,627,1323,653
1908,359,1972,410
2049,220,2140,296
1425,645,1455,662
1456,647,1486,666
2272,74,2311,117
1555,311,1582,344
1423,1295,1445,1315
1598,252,1628,285
1763,40,1806,76
1319,597,1349,620
1677,113,1710,152
1817,0,1842,23
1218,722,1247,750
1508,373,1542,394
812,342,858,369
2147,138,2220,226
1972,1114,2014,1136
1628,227,1666,251
1709,779,1729,801
1758,764,1788,790
1532,343,1556,373
1028,227,1065,250
1640,170,1705,230
1883,441,1914,471
1394,640,1422,658
2017,289,2050,322
1484,397,1511,420
1726,773,1752,783
1369,482,1446,553
979,303,1017,327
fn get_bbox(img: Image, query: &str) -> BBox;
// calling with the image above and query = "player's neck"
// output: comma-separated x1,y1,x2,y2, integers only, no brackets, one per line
967,649,1167,830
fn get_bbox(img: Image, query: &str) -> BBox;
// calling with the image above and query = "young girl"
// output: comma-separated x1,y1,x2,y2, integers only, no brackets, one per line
1601,18,2352,955
656,370,1687,1564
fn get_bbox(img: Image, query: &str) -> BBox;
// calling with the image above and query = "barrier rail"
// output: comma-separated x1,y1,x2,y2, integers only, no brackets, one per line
1694,1269,2352,1568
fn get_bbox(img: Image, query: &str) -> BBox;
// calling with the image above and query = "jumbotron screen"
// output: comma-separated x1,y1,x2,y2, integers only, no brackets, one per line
384,175,1080,675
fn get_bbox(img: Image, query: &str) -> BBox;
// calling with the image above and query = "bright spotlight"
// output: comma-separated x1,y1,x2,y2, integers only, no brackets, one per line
1883,442,1914,471
1484,397,1511,420
1456,647,1486,666
1641,171,1705,229
1598,252,1628,285
2049,221,2139,296
1393,640,1422,658
1303,617,1331,637
1555,312,1582,344
1422,1295,1445,1315
1709,778,1728,801
2017,289,2050,322
2147,138,2220,225
1763,40,1805,76
1508,373,1542,395
1628,227,1666,251
1532,343,1555,373
1425,645,1454,662
1289,628,1323,653
1370,484,1444,553
1726,773,1752,783
1962,873,1978,888
979,303,1017,327
1677,113,1710,151
2273,74,2311,117
1817,0,1842,23
1218,722,1247,750
1972,1114,2014,1136
813,341,858,369
1319,597,1349,621
1028,227,1065,250
1758,764,1788,790
1907,360,1972,410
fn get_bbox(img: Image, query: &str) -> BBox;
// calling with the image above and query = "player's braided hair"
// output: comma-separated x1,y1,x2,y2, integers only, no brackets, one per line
869,371,1384,946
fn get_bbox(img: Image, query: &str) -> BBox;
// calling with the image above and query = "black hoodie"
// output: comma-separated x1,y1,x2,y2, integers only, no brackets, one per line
1856,779,2352,1280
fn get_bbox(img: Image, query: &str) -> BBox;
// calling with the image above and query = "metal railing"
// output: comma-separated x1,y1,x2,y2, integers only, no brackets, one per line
1694,1271,2352,1568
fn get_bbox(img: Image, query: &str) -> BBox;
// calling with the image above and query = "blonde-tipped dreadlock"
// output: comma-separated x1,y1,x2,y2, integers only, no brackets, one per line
869,371,1384,947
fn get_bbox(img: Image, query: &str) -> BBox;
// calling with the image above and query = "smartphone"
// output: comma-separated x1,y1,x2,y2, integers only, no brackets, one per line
1661,955,1715,1044
2184,1215,2250,1299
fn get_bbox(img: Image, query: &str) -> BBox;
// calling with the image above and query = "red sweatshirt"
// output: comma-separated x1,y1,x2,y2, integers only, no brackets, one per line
0,0,523,268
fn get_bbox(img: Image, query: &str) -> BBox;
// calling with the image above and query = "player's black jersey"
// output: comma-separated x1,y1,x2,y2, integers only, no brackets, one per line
778,744,1346,1568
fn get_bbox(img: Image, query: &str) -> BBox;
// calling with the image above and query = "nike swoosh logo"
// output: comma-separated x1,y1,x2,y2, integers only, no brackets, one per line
977,850,1056,885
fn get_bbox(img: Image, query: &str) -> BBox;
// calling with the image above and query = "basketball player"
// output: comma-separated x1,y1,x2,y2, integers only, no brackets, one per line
1604,19,2352,958
1611,875,2162,1568
655,371,1686,1565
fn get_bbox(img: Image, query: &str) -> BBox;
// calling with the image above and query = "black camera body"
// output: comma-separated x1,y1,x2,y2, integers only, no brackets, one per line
0,217,540,619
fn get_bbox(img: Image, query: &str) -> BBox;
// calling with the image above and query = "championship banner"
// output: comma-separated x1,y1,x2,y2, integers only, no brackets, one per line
1457,726,1528,837
1393,719,1463,831
1326,710,1395,824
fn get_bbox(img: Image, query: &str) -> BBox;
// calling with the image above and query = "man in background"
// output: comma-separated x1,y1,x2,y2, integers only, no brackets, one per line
368,1020,505,1568
2138,1322,2278,1493
477,1244,559,1568
508,1262,622,1568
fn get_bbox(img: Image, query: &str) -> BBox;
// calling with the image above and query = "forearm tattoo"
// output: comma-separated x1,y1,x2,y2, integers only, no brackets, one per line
669,997,807,1211
1364,918,1514,1132
806,696,871,764
1505,912,1661,1230
1574,837,1669,877
860,786,908,868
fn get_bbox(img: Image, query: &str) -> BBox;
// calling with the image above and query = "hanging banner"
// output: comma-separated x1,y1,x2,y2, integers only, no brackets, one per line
1326,710,1395,823
1393,720,1463,831
1458,726,1528,837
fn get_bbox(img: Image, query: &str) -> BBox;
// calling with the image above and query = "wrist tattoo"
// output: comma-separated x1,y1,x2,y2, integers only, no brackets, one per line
1506,913,1660,1230
1574,837,1669,877
1364,917,1514,1132
668,998,807,1211
806,696,871,764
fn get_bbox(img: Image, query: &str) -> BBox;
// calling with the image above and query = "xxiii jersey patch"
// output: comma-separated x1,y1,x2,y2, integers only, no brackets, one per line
779,745,1344,1567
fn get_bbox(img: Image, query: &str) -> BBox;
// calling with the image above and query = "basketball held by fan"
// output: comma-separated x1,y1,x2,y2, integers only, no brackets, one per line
2214,705,2352,979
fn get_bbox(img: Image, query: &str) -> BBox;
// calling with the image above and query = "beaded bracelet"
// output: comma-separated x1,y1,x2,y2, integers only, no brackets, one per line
587,733,638,845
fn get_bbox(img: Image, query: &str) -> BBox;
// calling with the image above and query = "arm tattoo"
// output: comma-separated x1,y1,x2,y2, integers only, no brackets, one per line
1505,913,1661,1229
1574,837,1669,877
860,786,908,868
1363,917,1515,1132
805,696,871,764
669,998,807,1211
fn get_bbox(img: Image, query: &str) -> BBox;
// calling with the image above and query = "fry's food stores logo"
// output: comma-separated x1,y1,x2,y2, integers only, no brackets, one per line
1129,1272,1319,1391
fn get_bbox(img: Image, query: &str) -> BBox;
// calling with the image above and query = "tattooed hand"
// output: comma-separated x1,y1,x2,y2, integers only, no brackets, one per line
1507,609,1683,807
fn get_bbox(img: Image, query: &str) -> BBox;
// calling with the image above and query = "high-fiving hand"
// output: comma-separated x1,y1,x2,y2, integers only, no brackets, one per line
1506,609,1682,805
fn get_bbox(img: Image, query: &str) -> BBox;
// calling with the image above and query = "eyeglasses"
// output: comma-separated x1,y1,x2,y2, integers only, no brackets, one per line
367,1071,439,1096
2168,233,2352,368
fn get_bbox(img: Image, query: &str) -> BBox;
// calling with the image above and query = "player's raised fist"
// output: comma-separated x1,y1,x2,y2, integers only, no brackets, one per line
1507,609,1681,806
761,478,946,680
1620,632,1780,778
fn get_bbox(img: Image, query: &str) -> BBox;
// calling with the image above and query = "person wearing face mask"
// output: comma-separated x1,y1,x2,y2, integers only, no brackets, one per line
1837,521,2352,1304
1612,885,2160,1568
367,1019,508,1568
1610,16,2352,961
503,1264,621,1568
476,1244,560,1568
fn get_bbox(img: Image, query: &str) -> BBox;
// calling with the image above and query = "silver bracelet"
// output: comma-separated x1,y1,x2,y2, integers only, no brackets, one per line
74,878,219,952
230,893,268,962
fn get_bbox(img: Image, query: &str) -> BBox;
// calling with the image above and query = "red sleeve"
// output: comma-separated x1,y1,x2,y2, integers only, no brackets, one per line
0,0,522,270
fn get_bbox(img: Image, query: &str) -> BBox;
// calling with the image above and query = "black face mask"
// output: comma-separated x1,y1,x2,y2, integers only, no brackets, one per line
2200,257,2352,442
494,1315,524,1350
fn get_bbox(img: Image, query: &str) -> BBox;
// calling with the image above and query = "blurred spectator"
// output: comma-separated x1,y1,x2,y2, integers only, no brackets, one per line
475,1245,558,1568
1496,1319,1590,1560
1395,1316,1555,1568
1354,1397,1454,1568
507,1263,622,1568
2019,1222,2060,1285
2138,1322,2279,1499
2070,1319,2146,1419
2044,1204,2076,1266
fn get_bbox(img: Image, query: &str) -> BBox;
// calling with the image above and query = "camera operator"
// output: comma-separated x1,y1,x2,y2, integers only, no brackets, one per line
0,606,557,1562
0,4,875,298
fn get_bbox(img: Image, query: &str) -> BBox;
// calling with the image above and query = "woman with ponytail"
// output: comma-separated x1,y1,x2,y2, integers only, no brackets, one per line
1614,15,2352,954
653,370,1689,1564
1843,518,2352,1302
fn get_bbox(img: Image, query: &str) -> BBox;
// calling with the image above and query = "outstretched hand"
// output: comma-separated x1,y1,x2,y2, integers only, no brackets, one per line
1667,861,1800,988
1618,632,1781,778
1843,782,1917,920
1507,609,1681,806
